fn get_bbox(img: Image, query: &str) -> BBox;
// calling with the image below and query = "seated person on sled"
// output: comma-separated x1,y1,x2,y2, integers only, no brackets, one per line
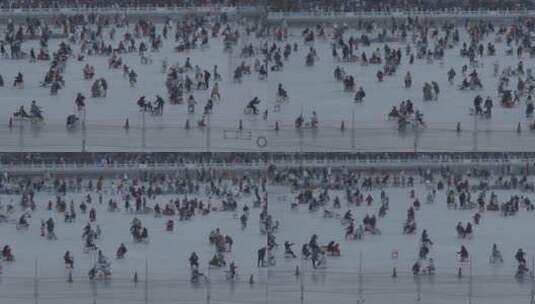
278,83,288,100
13,106,30,119
28,101,44,120
66,114,79,128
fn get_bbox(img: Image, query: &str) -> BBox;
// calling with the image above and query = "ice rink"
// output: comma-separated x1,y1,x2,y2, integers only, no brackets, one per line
1,177,535,303
3,21,535,151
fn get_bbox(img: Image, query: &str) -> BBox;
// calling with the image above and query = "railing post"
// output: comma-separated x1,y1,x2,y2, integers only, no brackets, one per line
33,258,39,304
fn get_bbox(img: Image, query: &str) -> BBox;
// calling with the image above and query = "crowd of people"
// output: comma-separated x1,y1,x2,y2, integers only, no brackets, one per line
3,2,535,142
0,0,531,11
1,152,535,167
0,154,534,282
269,0,534,12
0,0,256,9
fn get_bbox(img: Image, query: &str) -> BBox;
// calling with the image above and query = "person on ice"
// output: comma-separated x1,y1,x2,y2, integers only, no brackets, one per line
515,249,526,265
302,244,311,259
310,111,319,128
448,68,456,84
225,235,233,252
2,245,14,261
13,72,23,88
128,69,137,87
240,213,248,229
343,210,353,222
490,244,504,264
278,83,288,100
209,253,226,267
404,71,412,88
190,265,203,282
246,97,261,115
189,252,199,269
311,249,320,269
284,241,297,258
457,245,469,262
257,247,266,267
64,251,74,268
421,230,433,246
412,261,420,275
228,262,237,280
211,82,220,101
354,87,366,102
18,214,28,227
425,259,435,274
45,217,55,239
75,93,86,111
116,243,127,259
30,100,43,120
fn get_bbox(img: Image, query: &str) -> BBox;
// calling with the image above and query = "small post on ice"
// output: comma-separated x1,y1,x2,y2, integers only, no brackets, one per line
413,119,421,152
357,252,363,303
351,108,356,151
517,122,522,134
185,119,190,129
81,108,87,152
249,274,254,285
275,121,279,131
33,258,38,304
18,119,24,152
392,267,397,278
133,271,138,284
206,265,212,304
265,187,271,304
472,110,478,152
141,110,146,150
82,108,86,130
68,271,73,283
206,114,211,152
91,271,97,304
530,256,535,304
124,118,129,129
239,119,243,130
340,120,345,132
265,264,270,304
456,122,461,133
299,259,305,304
8,118,12,128
300,273,305,304
144,258,148,304
468,257,473,304
458,267,462,278
415,273,421,302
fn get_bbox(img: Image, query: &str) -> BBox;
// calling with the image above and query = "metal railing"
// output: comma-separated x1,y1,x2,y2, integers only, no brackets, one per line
0,269,532,304
2,121,535,152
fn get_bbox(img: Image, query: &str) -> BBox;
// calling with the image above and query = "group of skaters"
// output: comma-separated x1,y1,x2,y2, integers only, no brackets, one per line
271,15,535,132
270,158,535,279
1,158,535,281
5,7,535,135
2,14,230,130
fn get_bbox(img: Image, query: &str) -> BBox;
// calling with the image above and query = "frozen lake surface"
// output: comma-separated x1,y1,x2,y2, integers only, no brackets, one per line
2,21,535,151
1,174,535,303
